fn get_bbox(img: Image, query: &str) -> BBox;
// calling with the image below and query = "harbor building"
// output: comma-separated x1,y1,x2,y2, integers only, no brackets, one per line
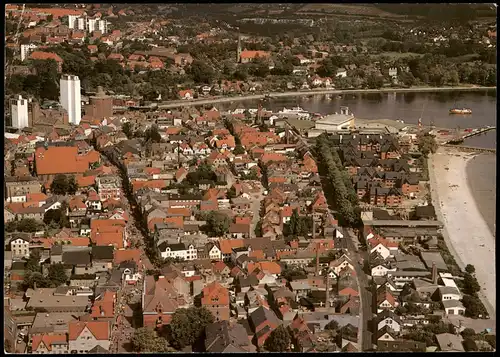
308,106,356,137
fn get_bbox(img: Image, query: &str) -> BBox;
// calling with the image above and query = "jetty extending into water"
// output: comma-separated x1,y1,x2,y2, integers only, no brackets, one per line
443,126,496,145
441,144,496,153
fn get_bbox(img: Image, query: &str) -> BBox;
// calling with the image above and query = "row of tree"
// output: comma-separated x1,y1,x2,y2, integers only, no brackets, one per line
315,135,362,227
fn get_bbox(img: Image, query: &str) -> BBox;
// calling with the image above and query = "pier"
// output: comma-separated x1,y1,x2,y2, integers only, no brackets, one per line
442,126,496,145
441,144,496,153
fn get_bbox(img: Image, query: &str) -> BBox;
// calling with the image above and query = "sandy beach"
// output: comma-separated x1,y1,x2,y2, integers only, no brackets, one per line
428,147,496,317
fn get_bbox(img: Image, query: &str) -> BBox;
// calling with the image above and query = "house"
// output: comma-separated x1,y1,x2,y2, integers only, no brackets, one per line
229,223,251,239
374,310,402,333
68,321,111,353
376,286,398,313
25,288,90,313
435,333,465,352
288,315,318,352
10,235,30,259
158,242,197,261
31,334,69,354
249,306,281,348
336,68,347,78
239,50,271,64
377,339,426,352
376,325,398,342
29,51,64,72
142,275,188,327
205,320,255,352
368,236,399,260
438,286,462,302
179,89,194,100
207,243,222,260
201,282,230,322
442,299,466,316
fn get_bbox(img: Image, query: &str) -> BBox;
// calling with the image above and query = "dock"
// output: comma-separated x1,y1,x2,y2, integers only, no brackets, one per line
441,144,496,153
442,126,496,145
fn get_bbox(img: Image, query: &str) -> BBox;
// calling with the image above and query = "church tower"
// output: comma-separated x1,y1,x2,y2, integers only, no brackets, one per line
237,34,242,63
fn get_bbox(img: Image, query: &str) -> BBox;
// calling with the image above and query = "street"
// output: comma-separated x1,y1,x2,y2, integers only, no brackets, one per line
342,227,374,351
249,187,265,238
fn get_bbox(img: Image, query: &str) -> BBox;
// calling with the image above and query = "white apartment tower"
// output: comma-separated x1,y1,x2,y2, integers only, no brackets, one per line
87,18,108,33
60,75,82,126
68,15,79,29
11,95,29,129
20,44,38,61
77,17,86,30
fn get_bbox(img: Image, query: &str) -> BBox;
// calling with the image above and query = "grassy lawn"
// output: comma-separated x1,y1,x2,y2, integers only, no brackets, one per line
370,52,425,59
449,54,481,63
297,4,405,18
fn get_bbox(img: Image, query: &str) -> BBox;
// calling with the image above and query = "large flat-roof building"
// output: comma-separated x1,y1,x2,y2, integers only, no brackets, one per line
308,107,355,137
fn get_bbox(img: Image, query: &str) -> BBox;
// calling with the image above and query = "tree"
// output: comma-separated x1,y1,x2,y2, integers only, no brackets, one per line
26,250,42,273
465,264,476,275
264,325,290,352
226,186,237,199
144,124,162,143
17,218,41,233
50,174,69,195
47,263,68,287
417,133,438,158
67,176,78,195
325,320,339,331
122,121,133,139
132,327,167,352
289,209,300,237
462,295,488,318
461,328,476,338
463,273,481,295
463,338,478,351
43,208,69,228
204,211,230,237
233,145,246,155
187,60,215,84
5,221,18,233
22,271,51,290
366,73,384,89
169,307,214,350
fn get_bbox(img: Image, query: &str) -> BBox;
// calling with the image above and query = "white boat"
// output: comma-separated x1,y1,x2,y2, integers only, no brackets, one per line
277,106,311,120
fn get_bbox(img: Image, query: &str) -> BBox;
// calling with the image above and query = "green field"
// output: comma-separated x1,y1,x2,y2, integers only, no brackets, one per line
370,52,425,59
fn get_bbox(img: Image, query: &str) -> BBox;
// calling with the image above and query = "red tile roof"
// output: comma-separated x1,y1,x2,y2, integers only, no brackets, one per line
113,249,142,266
31,334,67,352
201,281,230,306
35,147,99,176
240,50,271,60
30,51,63,63
68,321,110,341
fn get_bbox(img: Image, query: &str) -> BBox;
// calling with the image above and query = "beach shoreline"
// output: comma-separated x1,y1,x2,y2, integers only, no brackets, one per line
428,147,496,318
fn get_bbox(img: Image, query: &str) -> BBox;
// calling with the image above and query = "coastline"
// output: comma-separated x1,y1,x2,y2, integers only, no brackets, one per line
466,153,496,235
156,86,497,109
428,147,496,318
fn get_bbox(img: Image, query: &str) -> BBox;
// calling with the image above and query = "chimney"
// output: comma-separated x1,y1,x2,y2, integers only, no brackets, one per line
431,262,437,284
315,242,320,276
